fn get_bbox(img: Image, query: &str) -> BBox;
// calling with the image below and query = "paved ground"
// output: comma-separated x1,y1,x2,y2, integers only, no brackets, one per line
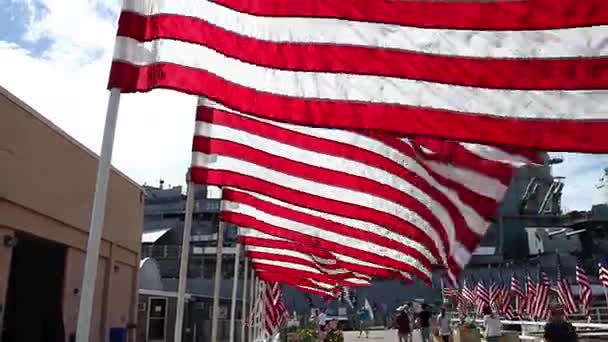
343,329,429,342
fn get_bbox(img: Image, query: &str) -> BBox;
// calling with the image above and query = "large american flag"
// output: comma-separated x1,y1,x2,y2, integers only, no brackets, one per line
599,263,608,288
576,263,592,318
109,0,608,152
241,228,370,290
191,98,534,283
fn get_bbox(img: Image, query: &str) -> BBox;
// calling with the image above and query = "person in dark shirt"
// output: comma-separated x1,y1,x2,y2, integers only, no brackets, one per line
417,304,432,342
544,307,577,342
395,307,411,342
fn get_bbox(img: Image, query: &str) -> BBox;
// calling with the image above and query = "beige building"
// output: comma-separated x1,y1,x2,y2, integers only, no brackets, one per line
0,86,144,342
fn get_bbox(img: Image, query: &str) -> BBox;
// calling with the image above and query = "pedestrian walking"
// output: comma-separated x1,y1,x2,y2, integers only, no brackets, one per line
395,307,411,342
357,307,371,338
482,306,502,342
543,307,577,342
437,308,451,342
417,304,432,342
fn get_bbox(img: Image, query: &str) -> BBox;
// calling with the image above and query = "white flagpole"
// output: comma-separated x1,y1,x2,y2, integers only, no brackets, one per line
253,278,260,342
76,88,121,342
240,255,249,342
210,222,226,342
248,274,256,342
229,243,242,342
173,174,195,342
259,281,266,341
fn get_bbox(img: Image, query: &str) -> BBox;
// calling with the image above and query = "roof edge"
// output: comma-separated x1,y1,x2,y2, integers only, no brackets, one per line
0,85,142,190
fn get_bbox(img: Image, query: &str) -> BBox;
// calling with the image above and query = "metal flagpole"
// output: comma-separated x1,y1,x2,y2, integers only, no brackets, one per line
248,274,256,342
240,256,249,342
259,281,265,341
253,278,260,342
229,243,242,342
210,222,226,342
76,88,121,342
173,173,196,342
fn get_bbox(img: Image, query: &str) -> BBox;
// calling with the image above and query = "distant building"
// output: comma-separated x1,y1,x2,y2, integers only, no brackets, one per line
139,150,608,321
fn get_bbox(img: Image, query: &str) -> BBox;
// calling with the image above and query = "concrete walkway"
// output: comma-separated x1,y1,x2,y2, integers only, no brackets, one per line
344,329,428,342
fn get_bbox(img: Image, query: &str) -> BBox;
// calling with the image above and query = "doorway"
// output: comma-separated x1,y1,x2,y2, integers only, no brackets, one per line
1,233,67,342
147,297,168,342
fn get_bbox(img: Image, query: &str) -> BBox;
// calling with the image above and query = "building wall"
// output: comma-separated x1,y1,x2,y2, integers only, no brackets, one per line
0,86,144,342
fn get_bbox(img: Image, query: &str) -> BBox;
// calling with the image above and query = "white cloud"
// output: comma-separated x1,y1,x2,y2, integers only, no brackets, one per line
1,0,197,189
550,153,608,211
1,0,607,208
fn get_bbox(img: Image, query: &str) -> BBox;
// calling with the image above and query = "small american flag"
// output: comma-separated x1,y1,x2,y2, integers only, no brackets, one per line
510,273,525,319
475,280,491,315
599,263,608,288
263,281,289,337
576,263,592,318
533,272,551,321
555,254,577,318
525,273,537,318
555,278,577,318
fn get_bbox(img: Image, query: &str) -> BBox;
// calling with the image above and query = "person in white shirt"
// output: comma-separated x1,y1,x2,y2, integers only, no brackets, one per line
318,310,328,332
482,306,502,342
436,308,451,342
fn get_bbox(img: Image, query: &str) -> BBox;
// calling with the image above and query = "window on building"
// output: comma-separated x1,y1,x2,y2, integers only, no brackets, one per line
223,257,234,279
203,259,215,279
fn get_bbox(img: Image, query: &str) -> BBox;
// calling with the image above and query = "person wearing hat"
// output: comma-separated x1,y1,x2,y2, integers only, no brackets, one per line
395,306,411,342
543,306,577,342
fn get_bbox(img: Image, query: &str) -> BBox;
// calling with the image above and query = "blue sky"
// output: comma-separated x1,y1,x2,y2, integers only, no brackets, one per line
0,0,607,211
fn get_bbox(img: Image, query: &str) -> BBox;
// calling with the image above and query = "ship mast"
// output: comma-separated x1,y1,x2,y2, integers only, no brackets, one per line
596,167,608,204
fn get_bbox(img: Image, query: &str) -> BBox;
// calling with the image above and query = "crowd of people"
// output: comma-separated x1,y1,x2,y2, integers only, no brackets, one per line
393,304,577,342
314,303,578,341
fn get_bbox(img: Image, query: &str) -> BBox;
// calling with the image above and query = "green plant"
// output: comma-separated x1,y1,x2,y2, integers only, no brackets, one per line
295,322,318,342
323,329,344,342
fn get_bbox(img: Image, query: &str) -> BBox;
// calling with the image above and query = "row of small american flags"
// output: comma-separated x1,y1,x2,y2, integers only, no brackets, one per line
106,0,608,308
248,281,289,338
443,262,608,321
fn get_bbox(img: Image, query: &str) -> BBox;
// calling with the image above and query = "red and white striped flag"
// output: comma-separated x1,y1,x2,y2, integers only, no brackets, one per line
489,279,501,315
510,274,525,319
525,273,537,318
475,281,491,315
263,281,289,336
599,263,608,288
555,278,577,318
239,228,370,299
555,255,577,318
192,99,534,284
109,0,608,152
461,279,476,307
533,272,551,321
240,227,371,287
576,264,592,318
500,290,514,320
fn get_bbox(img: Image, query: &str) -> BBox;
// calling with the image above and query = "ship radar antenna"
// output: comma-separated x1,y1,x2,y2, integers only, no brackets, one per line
595,167,608,204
